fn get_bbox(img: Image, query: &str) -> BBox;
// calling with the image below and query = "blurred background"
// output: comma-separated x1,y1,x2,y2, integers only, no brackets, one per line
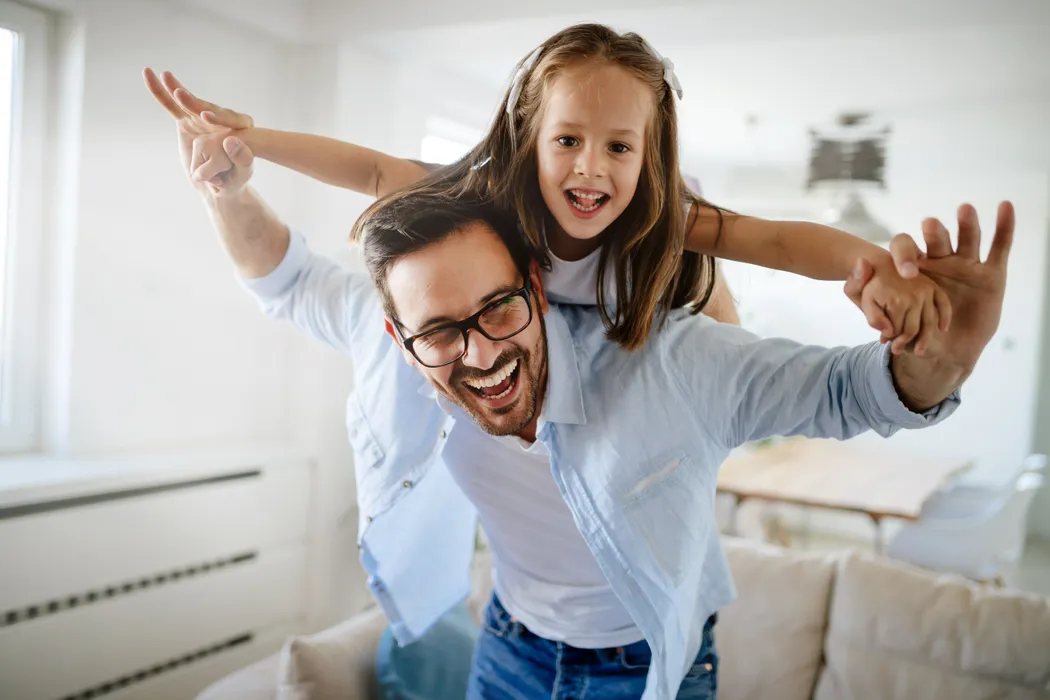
0,0,1048,698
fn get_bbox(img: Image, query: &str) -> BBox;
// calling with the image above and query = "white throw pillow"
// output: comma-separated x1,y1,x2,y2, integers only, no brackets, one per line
814,550,1050,700
276,607,387,700
717,537,839,700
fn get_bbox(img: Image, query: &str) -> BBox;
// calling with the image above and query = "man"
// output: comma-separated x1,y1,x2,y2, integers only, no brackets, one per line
146,72,1013,699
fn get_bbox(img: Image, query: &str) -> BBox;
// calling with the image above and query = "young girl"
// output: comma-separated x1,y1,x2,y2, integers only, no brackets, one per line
164,23,948,355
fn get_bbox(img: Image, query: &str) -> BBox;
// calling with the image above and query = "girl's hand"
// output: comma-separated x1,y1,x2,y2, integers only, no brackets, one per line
849,259,953,356
143,68,254,195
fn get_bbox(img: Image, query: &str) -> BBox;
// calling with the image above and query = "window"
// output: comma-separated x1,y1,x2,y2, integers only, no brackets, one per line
419,116,481,166
0,1,48,452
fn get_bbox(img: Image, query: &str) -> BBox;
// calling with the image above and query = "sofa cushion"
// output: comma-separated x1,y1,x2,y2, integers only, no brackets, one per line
197,653,280,700
717,537,839,700
276,607,388,700
814,550,1050,700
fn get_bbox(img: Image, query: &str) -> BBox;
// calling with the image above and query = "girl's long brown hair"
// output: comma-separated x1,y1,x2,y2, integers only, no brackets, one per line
353,23,728,351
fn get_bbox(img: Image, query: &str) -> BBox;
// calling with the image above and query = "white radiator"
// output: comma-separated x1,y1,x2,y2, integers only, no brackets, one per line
0,444,314,700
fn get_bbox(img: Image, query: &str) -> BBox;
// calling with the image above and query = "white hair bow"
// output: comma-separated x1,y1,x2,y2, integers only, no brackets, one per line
642,39,683,100
506,45,545,128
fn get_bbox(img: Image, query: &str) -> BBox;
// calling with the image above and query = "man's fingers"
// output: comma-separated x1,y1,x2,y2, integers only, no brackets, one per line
223,136,255,168
143,68,184,120
955,203,981,260
160,71,197,118
933,287,952,333
889,234,922,278
173,87,216,120
986,200,1015,269
921,217,954,258
189,137,209,180
192,151,233,183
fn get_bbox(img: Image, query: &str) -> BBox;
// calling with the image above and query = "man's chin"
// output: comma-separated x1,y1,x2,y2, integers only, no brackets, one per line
458,393,533,437
471,405,532,437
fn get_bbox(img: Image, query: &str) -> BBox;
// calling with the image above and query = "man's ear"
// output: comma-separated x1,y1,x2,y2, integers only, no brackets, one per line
384,317,418,368
529,259,549,314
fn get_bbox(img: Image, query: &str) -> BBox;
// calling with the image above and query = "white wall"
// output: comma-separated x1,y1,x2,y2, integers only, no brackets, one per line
35,0,382,632
45,0,299,454
1030,182,1050,540
715,168,1049,483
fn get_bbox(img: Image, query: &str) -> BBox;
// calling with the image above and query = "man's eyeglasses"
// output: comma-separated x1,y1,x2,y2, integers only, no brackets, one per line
393,284,534,368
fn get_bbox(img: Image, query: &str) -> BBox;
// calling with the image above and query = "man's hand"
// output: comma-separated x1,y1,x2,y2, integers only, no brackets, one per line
844,201,1014,411
142,68,254,195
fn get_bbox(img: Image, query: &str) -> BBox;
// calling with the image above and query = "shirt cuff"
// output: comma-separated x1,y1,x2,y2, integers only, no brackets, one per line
867,342,961,428
237,229,311,300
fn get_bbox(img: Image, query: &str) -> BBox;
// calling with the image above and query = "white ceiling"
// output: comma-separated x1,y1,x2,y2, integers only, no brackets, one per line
159,0,1050,168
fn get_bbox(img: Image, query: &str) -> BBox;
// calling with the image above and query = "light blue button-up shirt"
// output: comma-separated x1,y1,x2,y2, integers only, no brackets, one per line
242,231,959,700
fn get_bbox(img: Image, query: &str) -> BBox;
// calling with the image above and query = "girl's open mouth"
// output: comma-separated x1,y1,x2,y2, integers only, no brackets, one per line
566,189,610,218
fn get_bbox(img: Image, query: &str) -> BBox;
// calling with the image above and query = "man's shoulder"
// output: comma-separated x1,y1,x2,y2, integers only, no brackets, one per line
552,303,753,367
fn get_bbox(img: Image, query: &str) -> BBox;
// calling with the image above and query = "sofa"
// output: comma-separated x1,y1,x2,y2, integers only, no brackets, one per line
198,537,1050,700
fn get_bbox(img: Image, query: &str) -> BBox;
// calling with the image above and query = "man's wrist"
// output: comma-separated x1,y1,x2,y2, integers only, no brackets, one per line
889,351,971,413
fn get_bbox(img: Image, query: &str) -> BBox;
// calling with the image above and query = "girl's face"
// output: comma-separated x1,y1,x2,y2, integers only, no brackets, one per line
535,60,653,258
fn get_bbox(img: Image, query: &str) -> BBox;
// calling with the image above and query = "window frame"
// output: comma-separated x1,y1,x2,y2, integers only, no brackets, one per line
0,0,49,452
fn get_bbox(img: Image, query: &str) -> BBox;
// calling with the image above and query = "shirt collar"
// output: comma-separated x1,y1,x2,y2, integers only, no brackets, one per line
414,306,587,427
539,307,587,427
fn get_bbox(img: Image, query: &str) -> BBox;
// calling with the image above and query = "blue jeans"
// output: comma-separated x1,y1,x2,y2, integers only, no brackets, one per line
467,594,718,699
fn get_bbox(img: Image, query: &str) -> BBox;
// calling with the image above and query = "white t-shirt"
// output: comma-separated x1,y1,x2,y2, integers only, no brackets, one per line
543,247,615,306
541,199,695,306
440,400,642,649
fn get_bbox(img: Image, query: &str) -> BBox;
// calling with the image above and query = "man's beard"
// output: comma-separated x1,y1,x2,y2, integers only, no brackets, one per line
439,317,547,437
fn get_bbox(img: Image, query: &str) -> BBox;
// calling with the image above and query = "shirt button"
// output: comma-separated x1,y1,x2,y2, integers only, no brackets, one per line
366,515,373,523
440,429,447,439
402,480,413,488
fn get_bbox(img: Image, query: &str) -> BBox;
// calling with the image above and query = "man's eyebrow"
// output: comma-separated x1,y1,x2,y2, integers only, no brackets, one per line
412,283,521,334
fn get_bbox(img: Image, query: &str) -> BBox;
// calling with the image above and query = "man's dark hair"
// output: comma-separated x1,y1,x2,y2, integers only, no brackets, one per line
352,191,538,320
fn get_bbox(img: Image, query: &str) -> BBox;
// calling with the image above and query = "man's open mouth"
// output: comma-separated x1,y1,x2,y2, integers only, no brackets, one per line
464,358,520,401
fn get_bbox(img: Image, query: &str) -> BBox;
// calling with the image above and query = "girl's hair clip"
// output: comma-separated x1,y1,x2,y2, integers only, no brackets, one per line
471,155,493,171
505,45,545,148
641,39,683,100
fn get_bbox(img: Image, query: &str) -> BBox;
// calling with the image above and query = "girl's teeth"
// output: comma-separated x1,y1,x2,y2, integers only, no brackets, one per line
570,195,603,213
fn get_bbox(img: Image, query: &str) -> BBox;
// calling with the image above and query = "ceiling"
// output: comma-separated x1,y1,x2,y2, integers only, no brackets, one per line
158,0,1050,169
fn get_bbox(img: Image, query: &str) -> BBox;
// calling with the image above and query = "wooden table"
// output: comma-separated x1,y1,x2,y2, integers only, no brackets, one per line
717,438,972,552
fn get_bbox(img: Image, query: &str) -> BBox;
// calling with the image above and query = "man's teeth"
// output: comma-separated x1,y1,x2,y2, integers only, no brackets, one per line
465,359,518,389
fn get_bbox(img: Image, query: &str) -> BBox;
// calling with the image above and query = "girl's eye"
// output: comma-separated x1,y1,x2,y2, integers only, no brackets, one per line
609,143,630,154
557,136,579,148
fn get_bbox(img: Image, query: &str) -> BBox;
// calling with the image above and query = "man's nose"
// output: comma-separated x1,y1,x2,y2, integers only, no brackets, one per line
460,329,501,370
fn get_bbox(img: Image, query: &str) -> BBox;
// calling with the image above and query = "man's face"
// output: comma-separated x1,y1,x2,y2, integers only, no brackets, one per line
384,222,549,438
